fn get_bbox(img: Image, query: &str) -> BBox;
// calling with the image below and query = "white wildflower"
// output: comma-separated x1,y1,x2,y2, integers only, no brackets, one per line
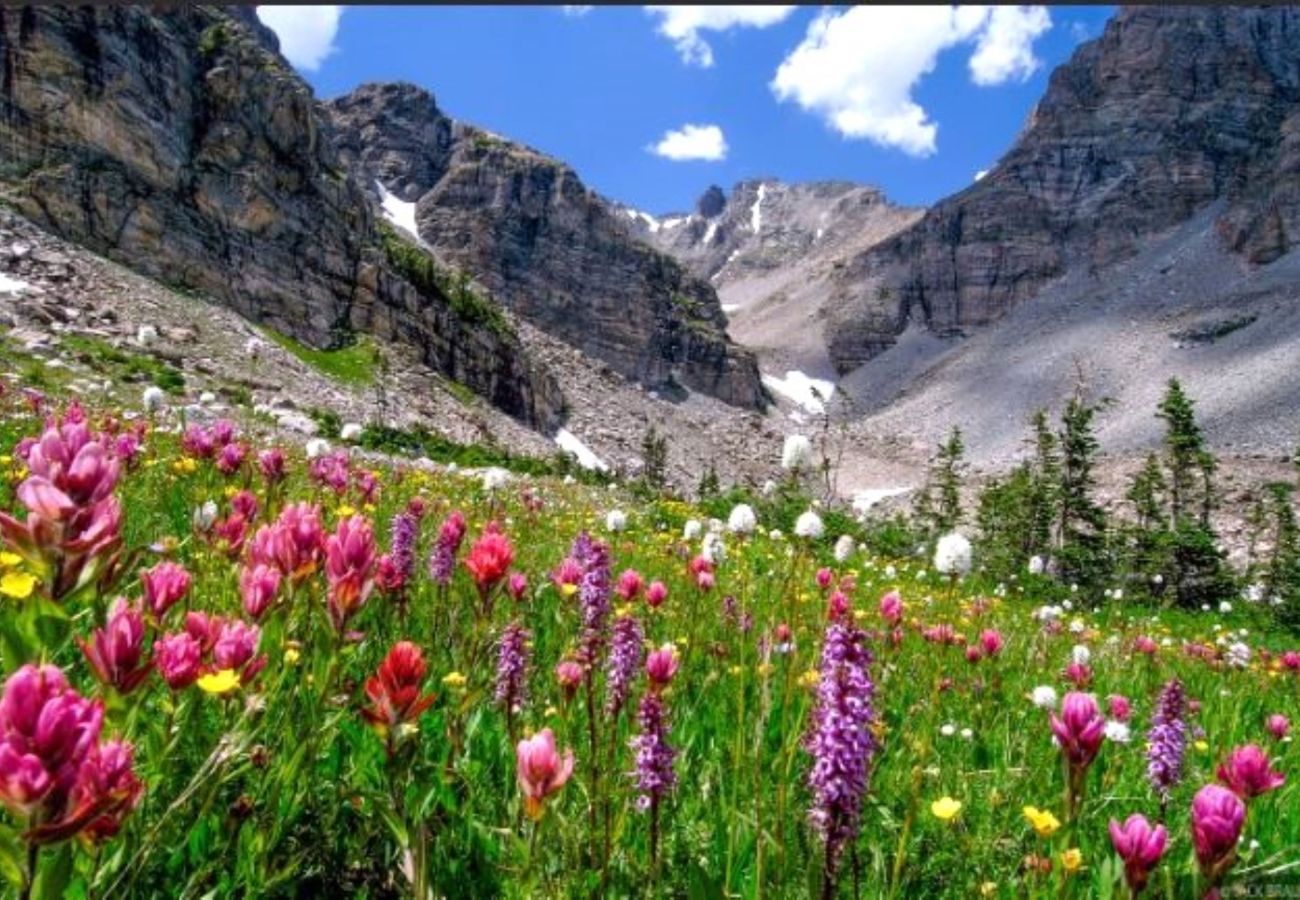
833,535,855,563
192,500,218,530
761,479,777,497
136,324,159,346
683,519,703,541
142,386,165,412
1104,721,1132,743
245,337,265,358
727,504,757,535
305,438,331,459
340,423,364,442
781,434,812,471
1028,555,1045,575
605,509,627,533
1219,601,1233,614
1071,644,1091,666
482,467,511,491
794,510,824,539
1031,685,1058,710
1226,642,1251,669
933,532,972,577
939,723,956,737
701,531,726,564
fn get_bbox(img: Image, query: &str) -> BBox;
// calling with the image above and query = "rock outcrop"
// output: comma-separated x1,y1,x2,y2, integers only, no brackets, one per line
826,5,1300,374
325,82,767,409
0,6,563,428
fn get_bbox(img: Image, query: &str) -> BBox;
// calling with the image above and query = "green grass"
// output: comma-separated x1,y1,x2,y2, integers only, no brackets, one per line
257,327,378,387
59,333,186,394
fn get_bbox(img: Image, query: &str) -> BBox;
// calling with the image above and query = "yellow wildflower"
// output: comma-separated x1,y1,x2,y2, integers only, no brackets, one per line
560,583,578,599
1023,806,1061,838
0,552,22,568
1195,739,1210,753
283,648,301,665
1060,848,1083,873
930,796,962,822
798,669,820,689
336,504,356,518
197,669,241,696
172,458,198,475
442,671,467,689
979,882,998,897
0,571,37,600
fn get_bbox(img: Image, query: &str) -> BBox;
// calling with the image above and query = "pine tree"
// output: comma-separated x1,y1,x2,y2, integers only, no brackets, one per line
1125,453,1172,600
1263,481,1300,631
697,464,720,500
935,427,965,534
1026,410,1061,564
639,425,668,493
1056,393,1110,592
1155,379,1233,608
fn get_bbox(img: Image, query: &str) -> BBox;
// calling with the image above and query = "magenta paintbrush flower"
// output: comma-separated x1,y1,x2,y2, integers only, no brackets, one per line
1266,714,1289,740
879,590,902,626
141,560,191,618
153,632,202,690
1216,744,1285,799
516,728,574,821
239,563,281,620
0,664,103,823
1051,692,1106,767
1191,783,1245,886
646,580,668,608
325,514,377,632
361,641,436,738
78,597,151,694
1108,813,1167,895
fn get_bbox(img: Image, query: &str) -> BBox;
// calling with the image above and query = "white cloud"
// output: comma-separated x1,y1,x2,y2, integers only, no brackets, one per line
771,6,1051,157
562,5,593,16
256,6,342,71
969,6,1052,85
645,6,796,67
649,124,728,162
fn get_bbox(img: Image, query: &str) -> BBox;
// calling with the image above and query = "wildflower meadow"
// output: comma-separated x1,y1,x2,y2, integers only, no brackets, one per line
0,385,1295,898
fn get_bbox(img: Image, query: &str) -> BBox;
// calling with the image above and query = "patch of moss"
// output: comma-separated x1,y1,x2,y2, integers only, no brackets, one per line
257,327,378,387
198,22,229,57
59,334,186,394
375,222,512,338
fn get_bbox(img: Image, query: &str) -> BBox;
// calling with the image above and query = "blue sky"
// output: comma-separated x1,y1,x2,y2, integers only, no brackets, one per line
258,5,1115,214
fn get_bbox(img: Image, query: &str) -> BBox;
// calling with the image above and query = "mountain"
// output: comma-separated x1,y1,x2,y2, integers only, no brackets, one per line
324,82,766,409
825,4,1300,375
0,6,563,428
621,179,922,389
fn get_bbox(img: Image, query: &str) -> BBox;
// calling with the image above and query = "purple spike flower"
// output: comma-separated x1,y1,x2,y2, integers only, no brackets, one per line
631,688,676,810
428,510,466,587
389,509,419,592
576,538,611,667
494,621,531,716
806,619,877,883
605,615,644,717
1147,678,1186,811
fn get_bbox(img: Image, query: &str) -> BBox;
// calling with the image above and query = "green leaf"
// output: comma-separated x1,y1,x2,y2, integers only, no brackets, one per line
32,842,73,900
0,826,25,888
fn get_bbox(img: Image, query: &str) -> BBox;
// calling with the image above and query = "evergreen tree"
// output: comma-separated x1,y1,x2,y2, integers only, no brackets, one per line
934,427,965,533
697,464,720,500
1125,453,1172,600
1056,393,1110,592
639,425,668,493
1263,481,1300,631
1026,410,1061,563
1155,379,1233,608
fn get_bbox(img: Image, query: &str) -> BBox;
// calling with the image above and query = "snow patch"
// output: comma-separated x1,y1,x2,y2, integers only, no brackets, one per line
750,183,766,234
814,227,825,242
555,428,609,472
974,169,988,182
0,274,31,295
625,208,662,233
661,216,688,230
721,303,740,313
761,369,835,414
376,181,421,241
702,221,718,245
852,487,911,517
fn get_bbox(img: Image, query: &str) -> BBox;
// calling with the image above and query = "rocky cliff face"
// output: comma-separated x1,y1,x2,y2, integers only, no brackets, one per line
0,6,563,428
622,179,921,382
826,5,1300,374
325,83,767,409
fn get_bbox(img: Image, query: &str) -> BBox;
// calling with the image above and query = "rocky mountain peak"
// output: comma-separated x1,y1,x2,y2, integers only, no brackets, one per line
824,4,1300,374
326,83,766,409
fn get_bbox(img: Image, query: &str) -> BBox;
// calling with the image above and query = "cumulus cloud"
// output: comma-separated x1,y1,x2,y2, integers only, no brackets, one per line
645,6,797,67
771,6,1051,157
649,124,728,162
969,6,1052,84
257,6,343,72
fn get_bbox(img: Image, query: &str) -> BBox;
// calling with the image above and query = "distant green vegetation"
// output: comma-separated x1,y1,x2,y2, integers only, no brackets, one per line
375,221,512,338
60,334,186,394
357,421,608,483
257,327,378,387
